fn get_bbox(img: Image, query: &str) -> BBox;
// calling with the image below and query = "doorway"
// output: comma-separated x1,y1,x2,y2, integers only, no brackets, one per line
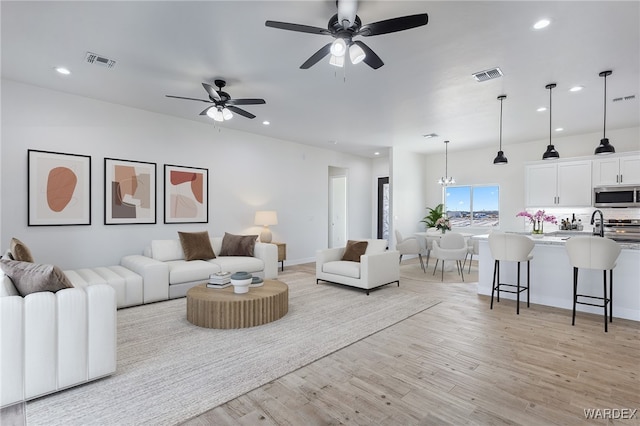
329,167,347,248
377,177,389,240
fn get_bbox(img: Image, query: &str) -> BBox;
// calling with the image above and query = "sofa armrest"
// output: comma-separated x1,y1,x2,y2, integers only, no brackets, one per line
253,242,278,279
360,250,401,288
120,255,168,303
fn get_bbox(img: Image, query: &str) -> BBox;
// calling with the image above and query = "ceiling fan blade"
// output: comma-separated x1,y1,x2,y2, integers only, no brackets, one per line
199,106,214,116
226,98,266,106
202,82,221,101
357,13,428,37
166,95,212,103
353,41,384,69
227,106,256,119
300,43,332,69
265,20,331,35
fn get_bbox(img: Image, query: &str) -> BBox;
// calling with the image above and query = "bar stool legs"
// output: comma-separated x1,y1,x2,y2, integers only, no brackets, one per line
572,267,613,332
490,259,530,314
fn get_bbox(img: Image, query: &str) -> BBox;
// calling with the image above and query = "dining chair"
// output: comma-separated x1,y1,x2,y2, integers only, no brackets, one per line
395,230,424,271
431,232,467,281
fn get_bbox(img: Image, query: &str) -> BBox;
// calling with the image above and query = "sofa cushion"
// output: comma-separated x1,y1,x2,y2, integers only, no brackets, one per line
341,240,368,262
150,240,184,262
0,259,73,296
219,233,258,257
1,273,19,296
322,261,361,279
210,256,264,274
166,260,219,285
178,231,216,261
10,237,34,263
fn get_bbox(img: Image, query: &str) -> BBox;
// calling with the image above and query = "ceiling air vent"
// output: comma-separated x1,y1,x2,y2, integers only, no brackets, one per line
423,133,439,139
84,52,116,69
612,95,636,102
472,67,503,82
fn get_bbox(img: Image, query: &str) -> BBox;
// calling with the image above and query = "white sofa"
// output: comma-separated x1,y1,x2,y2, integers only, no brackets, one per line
1,274,117,408
316,239,400,295
121,237,278,300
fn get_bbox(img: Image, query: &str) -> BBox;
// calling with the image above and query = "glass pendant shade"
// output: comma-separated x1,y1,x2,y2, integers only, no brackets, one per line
222,107,233,120
329,54,345,67
349,43,366,64
595,70,615,155
494,95,508,165
542,83,559,160
330,38,347,57
207,107,224,122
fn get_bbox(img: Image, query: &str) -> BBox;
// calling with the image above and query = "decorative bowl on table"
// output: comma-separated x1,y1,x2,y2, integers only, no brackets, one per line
230,272,252,294
250,276,264,287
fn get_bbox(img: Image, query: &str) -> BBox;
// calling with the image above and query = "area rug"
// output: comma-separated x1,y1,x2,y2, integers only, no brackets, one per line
25,270,439,425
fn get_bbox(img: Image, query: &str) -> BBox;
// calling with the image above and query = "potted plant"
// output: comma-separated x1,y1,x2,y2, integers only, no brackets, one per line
420,203,444,229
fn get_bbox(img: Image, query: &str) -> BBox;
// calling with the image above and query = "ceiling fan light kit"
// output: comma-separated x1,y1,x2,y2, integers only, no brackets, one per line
542,83,560,160
493,94,508,165
595,70,615,155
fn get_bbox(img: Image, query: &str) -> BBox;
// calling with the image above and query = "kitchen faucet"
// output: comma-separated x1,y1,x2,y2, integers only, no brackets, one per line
591,209,604,237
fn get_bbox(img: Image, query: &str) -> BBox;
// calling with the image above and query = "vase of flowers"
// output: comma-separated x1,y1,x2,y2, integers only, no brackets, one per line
435,216,451,234
516,210,557,235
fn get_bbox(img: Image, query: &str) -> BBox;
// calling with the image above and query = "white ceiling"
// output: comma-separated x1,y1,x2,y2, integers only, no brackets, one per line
2,1,639,157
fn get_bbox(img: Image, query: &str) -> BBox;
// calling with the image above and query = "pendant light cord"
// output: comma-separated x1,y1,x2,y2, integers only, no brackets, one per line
499,98,504,150
549,85,552,144
603,73,607,139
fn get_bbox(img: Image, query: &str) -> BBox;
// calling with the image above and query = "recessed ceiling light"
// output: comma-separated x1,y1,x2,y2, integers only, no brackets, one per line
533,19,550,30
537,107,547,112
262,120,270,125
374,152,380,156
569,86,583,92
55,67,71,75
555,127,564,132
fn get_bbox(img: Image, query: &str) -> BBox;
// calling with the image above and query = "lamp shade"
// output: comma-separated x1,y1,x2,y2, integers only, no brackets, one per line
349,43,366,64
254,210,278,226
222,107,233,120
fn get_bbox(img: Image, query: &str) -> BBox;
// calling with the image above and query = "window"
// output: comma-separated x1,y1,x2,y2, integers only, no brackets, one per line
445,185,500,227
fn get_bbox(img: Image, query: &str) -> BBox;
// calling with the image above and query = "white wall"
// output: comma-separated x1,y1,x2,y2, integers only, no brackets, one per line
1,80,375,269
422,127,640,232
390,148,426,247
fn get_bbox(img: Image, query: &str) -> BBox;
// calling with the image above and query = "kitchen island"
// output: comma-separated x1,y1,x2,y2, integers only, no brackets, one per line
475,234,639,321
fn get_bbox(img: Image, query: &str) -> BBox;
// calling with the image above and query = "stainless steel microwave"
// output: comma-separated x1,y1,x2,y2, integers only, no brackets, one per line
593,185,640,207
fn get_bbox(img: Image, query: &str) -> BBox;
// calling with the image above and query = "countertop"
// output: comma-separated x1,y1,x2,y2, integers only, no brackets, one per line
472,232,640,250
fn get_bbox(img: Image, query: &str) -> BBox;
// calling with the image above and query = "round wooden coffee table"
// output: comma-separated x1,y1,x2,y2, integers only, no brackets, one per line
186,280,288,329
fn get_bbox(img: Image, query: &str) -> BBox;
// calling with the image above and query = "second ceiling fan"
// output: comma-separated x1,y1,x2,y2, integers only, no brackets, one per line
265,0,428,70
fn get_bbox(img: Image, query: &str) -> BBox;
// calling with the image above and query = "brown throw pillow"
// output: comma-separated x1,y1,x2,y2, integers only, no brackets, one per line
219,233,258,256
341,240,368,262
10,238,34,263
178,231,216,261
0,259,73,297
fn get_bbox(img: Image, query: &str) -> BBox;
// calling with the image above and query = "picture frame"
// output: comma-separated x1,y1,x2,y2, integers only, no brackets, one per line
104,158,157,225
164,164,208,224
28,149,91,226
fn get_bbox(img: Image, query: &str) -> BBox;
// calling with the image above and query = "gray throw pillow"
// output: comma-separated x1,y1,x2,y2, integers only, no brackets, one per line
178,231,216,261
0,259,73,297
219,233,258,257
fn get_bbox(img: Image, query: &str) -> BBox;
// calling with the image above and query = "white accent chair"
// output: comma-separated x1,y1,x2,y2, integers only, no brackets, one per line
1,274,117,407
395,230,424,270
488,232,535,314
463,238,480,273
431,232,468,281
565,236,621,332
316,239,400,295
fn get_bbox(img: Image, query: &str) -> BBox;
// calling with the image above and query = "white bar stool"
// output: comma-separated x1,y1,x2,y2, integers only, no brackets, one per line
565,236,621,332
488,232,535,314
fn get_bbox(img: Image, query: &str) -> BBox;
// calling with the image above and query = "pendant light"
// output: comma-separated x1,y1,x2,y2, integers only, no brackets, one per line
437,140,455,185
493,95,508,165
542,83,560,160
594,70,615,155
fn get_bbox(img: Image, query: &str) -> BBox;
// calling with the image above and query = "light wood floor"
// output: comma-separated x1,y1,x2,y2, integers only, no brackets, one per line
181,261,640,426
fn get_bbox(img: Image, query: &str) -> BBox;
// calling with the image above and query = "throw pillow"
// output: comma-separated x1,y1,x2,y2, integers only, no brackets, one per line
0,259,73,297
10,237,34,263
178,231,216,261
219,233,258,257
341,240,369,262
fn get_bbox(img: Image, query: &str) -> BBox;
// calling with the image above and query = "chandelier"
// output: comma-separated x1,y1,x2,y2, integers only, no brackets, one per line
438,140,455,185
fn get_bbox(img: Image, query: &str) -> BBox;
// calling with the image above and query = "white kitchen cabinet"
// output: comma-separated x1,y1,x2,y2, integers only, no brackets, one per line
525,160,592,207
592,154,640,185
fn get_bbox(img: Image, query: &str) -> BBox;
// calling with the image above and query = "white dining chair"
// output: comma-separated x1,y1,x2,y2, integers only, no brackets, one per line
431,232,467,281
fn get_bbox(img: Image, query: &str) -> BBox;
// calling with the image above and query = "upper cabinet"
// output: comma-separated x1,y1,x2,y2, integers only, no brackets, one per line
526,160,592,207
592,154,640,186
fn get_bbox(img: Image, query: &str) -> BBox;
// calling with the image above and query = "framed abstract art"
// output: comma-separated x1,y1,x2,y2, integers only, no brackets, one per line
104,158,157,224
164,164,208,224
28,149,91,226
